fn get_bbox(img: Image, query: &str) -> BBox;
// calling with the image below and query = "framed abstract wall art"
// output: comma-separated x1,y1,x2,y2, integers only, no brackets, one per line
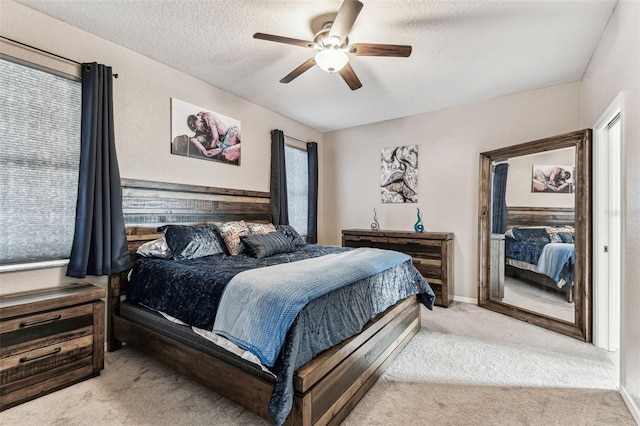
170,98,241,166
380,144,418,203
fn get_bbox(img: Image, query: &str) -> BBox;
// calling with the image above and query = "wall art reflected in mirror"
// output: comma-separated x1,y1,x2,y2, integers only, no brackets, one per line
478,129,592,341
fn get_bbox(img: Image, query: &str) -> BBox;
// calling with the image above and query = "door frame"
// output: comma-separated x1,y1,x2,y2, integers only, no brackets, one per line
592,92,623,357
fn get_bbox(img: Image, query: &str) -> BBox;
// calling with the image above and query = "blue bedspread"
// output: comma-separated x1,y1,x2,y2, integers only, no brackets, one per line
536,243,575,286
505,236,548,265
213,248,412,367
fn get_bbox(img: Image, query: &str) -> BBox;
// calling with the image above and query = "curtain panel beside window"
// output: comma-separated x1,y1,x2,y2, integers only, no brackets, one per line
66,63,130,278
270,129,289,226
306,142,318,244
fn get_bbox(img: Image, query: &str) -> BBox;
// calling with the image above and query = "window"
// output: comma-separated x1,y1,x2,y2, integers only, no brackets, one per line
284,140,308,237
0,57,81,270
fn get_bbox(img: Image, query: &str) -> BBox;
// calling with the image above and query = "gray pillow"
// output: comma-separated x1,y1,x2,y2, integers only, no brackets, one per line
558,232,574,243
240,232,296,259
512,227,550,243
159,224,226,259
275,224,306,246
136,236,172,258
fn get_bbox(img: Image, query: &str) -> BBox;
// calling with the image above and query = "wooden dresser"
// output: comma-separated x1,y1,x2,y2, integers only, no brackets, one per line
342,229,454,307
0,282,105,410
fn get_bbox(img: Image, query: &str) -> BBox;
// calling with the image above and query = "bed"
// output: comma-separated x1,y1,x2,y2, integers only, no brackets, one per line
503,206,575,302
107,178,435,426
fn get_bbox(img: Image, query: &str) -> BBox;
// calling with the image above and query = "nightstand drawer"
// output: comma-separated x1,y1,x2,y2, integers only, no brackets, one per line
0,334,94,385
1,304,94,358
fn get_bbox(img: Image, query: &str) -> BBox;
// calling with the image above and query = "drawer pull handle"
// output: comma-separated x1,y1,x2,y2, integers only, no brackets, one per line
19,347,62,363
20,314,62,328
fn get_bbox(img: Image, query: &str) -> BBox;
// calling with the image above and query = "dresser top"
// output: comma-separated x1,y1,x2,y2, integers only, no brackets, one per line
342,229,454,240
0,282,105,319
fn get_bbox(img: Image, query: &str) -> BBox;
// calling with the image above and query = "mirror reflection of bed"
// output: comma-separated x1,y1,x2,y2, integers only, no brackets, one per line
498,206,576,323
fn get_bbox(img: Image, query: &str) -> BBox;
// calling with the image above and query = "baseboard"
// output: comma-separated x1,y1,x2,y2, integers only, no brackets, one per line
453,295,477,304
621,385,640,425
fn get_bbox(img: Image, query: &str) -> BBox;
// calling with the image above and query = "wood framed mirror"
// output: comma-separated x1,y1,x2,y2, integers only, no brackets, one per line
478,129,592,341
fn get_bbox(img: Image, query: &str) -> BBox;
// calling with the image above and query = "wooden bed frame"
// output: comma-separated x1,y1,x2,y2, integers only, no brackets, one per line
107,178,422,426
505,206,575,302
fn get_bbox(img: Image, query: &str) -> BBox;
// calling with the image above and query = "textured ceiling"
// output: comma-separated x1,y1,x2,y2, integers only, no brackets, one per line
16,0,616,132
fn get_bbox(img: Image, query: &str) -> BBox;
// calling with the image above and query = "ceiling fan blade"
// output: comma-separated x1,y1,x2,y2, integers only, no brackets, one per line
329,0,363,41
253,33,314,48
279,58,316,83
338,63,362,90
350,43,412,57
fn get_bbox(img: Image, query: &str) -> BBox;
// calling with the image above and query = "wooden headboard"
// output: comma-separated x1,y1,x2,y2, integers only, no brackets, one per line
506,206,574,229
120,178,271,252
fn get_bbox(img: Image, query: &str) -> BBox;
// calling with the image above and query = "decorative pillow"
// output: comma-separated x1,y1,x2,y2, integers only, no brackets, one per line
136,236,172,258
558,232,574,243
159,224,226,260
247,222,276,235
550,233,563,243
275,224,306,246
240,232,296,259
511,227,550,243
547,226,575,236
217,220,250,255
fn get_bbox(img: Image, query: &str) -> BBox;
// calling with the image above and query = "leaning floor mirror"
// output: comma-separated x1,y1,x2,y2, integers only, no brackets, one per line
478,129,592,341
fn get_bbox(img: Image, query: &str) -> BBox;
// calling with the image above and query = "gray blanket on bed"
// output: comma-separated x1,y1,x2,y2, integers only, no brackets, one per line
212,248,411,367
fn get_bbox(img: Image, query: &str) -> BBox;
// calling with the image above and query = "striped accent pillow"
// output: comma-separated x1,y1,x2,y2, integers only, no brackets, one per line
240,232,296,259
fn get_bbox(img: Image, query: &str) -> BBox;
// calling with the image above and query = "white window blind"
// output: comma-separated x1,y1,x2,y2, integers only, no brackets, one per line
284,142,308,237
0,57,81,268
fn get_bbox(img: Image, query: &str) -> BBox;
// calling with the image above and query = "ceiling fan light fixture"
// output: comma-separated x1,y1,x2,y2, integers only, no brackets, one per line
315,49,348,73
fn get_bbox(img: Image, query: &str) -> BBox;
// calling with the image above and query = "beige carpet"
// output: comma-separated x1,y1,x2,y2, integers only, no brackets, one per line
1,303,635,426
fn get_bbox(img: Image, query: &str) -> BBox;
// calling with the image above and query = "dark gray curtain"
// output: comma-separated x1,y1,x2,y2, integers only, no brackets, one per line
491,163,509,234
67,63,130,278
270,129,289,225
306,142,318,244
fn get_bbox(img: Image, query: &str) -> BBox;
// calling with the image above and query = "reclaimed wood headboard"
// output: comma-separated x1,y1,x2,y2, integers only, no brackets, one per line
506,206,574,229
120,178,271,252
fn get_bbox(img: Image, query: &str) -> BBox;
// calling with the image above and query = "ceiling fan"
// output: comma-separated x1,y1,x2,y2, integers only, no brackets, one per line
254,0,412,90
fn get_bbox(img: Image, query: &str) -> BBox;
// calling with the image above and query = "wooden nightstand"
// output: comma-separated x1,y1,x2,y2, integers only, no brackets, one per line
342,229,454,307
0,282,105,410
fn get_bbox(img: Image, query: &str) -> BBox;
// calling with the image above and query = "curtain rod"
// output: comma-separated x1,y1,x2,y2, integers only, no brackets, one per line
0,35,118,78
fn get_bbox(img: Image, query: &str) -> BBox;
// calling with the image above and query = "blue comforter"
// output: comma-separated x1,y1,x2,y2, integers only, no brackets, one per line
536,243,575,286
213,247,412,367
126,244,435,425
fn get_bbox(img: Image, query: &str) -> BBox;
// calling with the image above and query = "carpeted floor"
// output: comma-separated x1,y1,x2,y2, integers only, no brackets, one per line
1,302,635,425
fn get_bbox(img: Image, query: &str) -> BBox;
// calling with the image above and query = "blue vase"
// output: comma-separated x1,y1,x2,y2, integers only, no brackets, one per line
414,208,424,233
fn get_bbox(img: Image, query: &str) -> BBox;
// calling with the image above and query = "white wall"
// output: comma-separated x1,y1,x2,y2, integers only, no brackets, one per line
580,1,640,421
322,82,582,300
506,147,575,208
0,1,323,295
